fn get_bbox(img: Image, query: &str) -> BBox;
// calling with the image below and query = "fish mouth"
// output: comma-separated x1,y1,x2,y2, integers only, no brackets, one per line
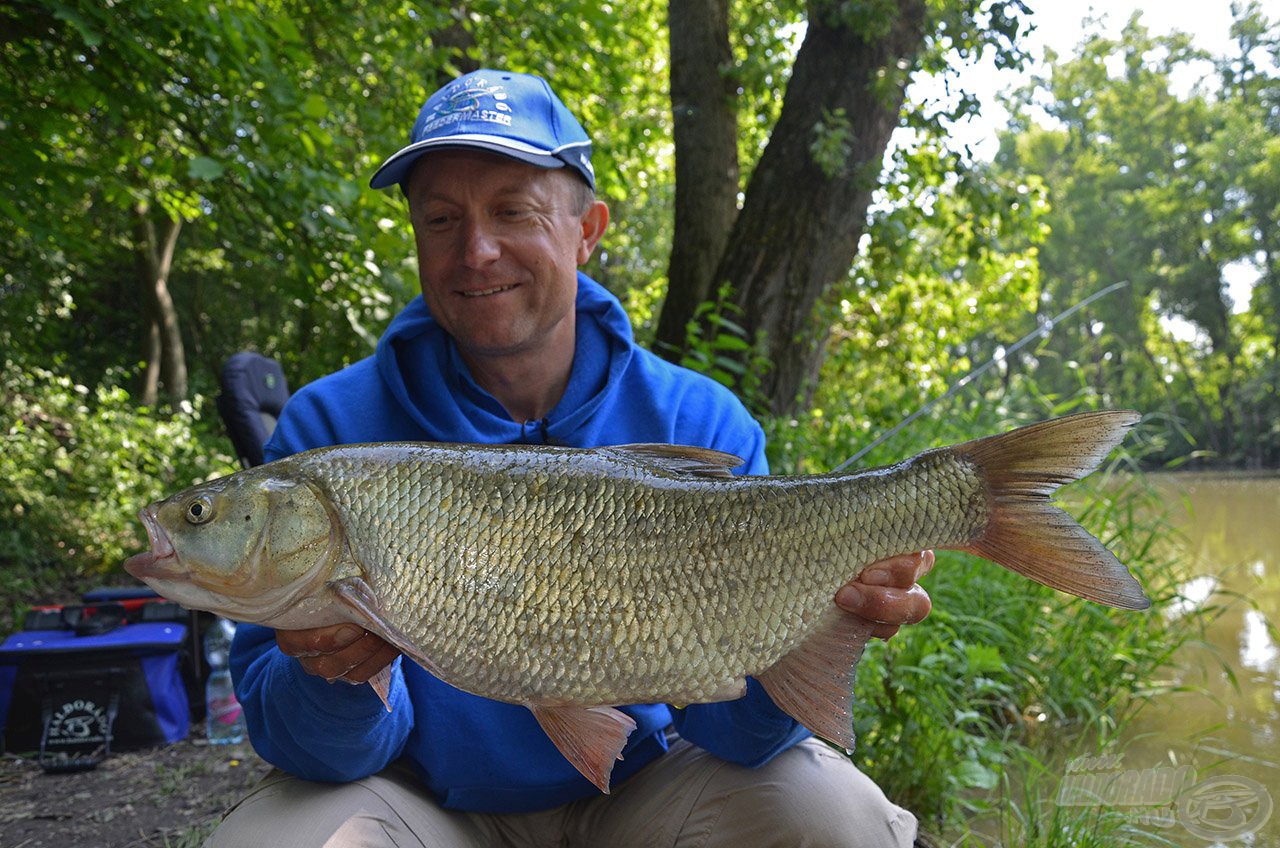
123,506,182,580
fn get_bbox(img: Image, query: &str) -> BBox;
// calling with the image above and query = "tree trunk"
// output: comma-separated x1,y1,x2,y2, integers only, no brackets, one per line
656,0,928,415
141,317,162,407
652,0,740,358
1168,339,1223,458
429,10,479,79
134,203,188,402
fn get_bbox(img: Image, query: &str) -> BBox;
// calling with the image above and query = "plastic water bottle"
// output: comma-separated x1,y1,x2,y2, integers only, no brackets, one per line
204,617,246,745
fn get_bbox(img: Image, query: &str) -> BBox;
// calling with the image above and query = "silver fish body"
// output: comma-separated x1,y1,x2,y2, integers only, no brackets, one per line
311,441,983,706
125,411,1149,791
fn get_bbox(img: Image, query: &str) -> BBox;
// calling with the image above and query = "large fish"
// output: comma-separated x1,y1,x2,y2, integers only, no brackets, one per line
124,411,1148,791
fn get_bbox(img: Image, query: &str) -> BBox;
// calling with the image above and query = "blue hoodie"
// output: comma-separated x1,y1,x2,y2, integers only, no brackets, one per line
231,273,811,814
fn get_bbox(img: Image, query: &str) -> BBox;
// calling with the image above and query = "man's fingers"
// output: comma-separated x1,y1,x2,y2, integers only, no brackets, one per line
278,626,397,683
296,649,363,682
277,624,365,658
339,642,402,685
836,583,932,626
855,550,935,589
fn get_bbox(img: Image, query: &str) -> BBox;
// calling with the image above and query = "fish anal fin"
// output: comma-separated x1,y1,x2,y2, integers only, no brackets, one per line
755,606,873,752
605,444,743,478
529,704,637,794
331,577,448,679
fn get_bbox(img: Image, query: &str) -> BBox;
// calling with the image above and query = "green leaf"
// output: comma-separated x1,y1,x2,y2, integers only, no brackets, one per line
712,316,748,336
188,156,225,181
713,335,751,352
955,759,999,790
51,3,103,48
302,94,328,119
964,643,1004,674
270,15,303,44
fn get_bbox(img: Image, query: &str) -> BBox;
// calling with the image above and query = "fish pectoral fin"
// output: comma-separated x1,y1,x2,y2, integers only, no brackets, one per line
331,577,447,678
529,704,637,794
369,664,394,712
755,605,874,753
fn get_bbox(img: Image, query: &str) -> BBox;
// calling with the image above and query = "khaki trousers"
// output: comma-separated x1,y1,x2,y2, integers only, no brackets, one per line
205,736,917,848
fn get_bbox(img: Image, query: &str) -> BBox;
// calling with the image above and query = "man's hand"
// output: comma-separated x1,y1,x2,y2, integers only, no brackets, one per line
276,624,400,685
834,551,934,640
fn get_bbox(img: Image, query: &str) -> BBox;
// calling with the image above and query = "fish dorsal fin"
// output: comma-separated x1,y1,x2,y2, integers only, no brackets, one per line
604,444,744,478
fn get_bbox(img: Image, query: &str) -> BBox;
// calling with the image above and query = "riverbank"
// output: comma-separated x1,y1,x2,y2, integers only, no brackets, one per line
960,472,1279,846
1,737,267,847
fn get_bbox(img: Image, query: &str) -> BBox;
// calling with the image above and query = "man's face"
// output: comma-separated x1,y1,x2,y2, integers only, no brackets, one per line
405,150,606,365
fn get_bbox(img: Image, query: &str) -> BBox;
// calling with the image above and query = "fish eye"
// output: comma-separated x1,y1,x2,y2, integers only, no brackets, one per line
185,496,214,525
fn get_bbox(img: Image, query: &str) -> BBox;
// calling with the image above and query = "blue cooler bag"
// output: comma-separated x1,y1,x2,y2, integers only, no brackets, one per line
0,621,190,771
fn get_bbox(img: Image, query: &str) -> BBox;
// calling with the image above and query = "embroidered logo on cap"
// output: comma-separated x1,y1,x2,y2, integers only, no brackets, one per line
421,77,513,137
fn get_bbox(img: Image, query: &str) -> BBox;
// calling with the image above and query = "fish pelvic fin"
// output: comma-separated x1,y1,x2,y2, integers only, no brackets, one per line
755,605,875,752
956,410,1151,611
529,704,637,794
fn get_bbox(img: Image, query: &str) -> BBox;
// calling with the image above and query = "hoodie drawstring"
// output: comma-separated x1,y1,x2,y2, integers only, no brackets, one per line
520,418,550,445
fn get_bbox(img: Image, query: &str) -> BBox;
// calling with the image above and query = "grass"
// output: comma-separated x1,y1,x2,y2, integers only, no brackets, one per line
116,820,220,848
157,821,220,848
154,760,212,797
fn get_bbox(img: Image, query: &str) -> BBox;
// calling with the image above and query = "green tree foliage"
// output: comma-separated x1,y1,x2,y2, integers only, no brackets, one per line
793,141,1047,466
991,9,1280,467
654,0,1038,416
1,0,398,396
0,5,1252,840
0,360,236,594
0,0,676,395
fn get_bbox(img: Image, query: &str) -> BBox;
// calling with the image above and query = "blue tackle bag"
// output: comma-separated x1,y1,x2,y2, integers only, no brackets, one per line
0,620,190,771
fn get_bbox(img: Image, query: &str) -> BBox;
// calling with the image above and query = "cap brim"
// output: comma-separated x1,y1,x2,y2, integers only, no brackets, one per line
369,135,581,189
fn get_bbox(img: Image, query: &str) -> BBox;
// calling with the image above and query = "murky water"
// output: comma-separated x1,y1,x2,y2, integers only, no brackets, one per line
1096,473,1279,845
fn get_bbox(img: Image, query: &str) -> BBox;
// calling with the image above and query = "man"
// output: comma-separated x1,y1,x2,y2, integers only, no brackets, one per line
208,69,932,848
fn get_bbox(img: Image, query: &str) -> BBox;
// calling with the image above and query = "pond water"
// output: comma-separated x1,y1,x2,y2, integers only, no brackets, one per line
1081,473,1279,845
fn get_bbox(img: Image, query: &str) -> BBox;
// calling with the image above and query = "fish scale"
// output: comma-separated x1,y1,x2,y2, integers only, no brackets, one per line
296,443,985,706
125,411,1151,793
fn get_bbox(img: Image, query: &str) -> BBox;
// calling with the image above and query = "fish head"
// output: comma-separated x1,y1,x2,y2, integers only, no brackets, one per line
124,467,341,624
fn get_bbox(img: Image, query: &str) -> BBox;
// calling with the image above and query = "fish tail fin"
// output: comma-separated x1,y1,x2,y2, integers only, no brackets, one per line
955,410,1150,610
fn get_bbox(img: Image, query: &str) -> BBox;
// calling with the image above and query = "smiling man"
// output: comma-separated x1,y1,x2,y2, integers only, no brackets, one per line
405,149,606,422
206,69,929,848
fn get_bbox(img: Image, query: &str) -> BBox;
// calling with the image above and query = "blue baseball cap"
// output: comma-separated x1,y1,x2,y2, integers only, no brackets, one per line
370,69,595,192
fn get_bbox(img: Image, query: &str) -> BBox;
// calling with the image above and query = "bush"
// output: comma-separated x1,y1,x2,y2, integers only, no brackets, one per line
0,362,237,604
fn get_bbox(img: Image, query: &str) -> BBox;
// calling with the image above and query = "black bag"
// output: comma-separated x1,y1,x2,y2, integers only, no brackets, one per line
0,619,191,771
216,351,290,468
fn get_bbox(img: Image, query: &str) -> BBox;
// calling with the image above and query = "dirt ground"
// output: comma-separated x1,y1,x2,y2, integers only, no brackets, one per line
0,733,269,848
